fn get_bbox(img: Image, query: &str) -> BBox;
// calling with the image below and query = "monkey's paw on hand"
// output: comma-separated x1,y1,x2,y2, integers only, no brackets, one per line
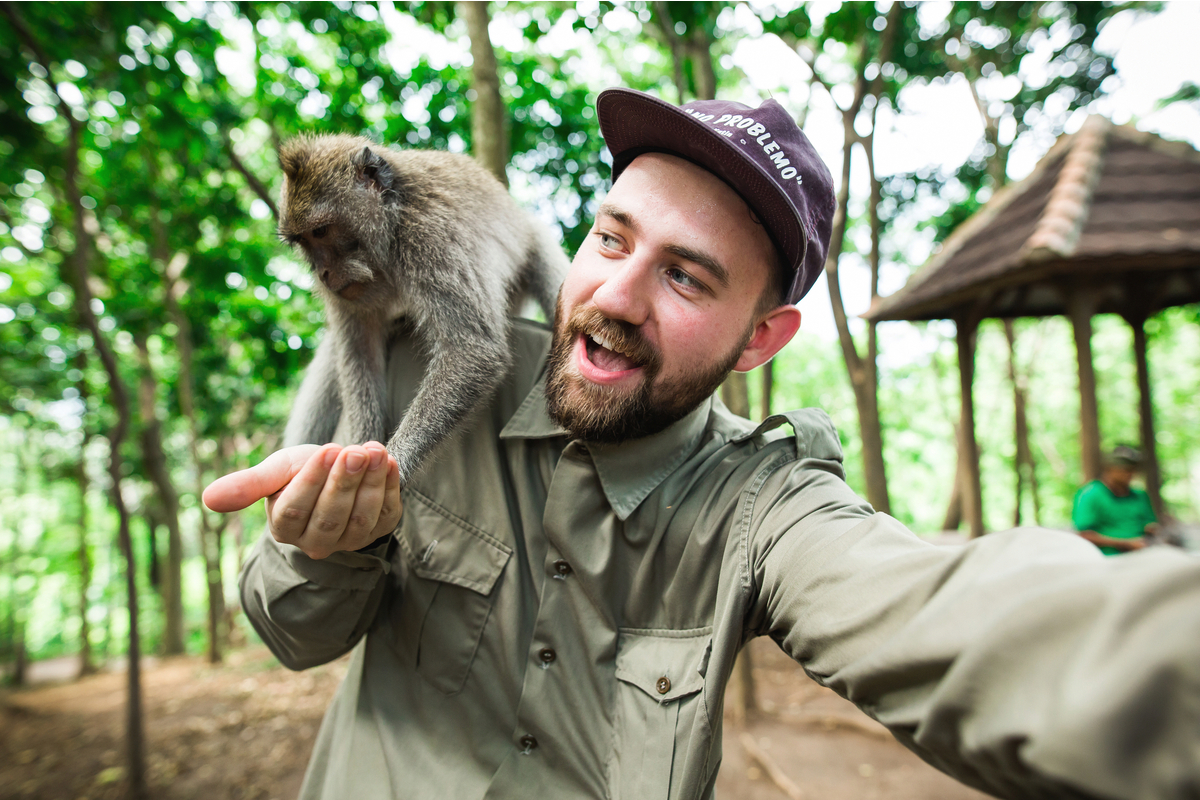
202,442,403,560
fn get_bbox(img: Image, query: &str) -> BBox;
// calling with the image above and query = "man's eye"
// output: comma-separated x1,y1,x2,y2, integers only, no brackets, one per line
667,267,702,291
598,233,621,250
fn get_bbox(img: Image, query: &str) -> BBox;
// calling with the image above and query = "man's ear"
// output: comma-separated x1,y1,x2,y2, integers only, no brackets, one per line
734,305,801,372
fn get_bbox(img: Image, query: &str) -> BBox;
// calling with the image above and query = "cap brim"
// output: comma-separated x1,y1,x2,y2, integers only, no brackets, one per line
597,88,807,299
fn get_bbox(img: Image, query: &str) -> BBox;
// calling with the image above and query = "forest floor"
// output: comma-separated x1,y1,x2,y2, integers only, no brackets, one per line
0,638,990,800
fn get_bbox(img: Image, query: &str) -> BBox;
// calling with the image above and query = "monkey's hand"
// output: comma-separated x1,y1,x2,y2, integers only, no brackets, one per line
203,442,403,559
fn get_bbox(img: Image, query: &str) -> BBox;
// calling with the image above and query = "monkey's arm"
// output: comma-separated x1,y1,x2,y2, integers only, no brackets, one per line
331,309,392,450
283,333,343,447
239,529,394,670
387,282,511,486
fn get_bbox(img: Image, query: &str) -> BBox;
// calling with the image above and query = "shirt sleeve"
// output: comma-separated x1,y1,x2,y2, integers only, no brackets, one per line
239,529,396,670
746,464,1200,800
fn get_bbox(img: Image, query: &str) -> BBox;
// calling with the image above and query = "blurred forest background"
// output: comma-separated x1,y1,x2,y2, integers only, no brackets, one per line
1,0,1199,796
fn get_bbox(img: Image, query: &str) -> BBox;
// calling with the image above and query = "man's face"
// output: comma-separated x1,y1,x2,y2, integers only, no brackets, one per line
1102,465,1135,494
545,153,783,442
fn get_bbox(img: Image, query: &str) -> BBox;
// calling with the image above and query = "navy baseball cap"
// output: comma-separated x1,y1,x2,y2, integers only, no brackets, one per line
596,88,835,305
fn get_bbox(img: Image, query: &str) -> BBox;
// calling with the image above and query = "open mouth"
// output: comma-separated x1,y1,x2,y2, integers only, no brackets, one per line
584,332,643,373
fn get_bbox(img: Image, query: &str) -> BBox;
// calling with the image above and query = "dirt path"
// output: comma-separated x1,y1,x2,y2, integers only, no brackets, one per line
1,649,344,800
1,641,991,799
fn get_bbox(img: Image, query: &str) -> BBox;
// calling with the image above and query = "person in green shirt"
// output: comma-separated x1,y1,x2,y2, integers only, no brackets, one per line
204,90,1200,800
1072,445,1159,555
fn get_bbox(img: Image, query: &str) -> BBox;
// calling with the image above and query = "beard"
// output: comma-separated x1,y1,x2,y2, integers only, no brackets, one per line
544,299,750,444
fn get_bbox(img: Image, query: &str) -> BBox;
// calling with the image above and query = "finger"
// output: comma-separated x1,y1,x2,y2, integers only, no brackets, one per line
339,443,391,549
297,445,371,557
203,445,322,513
368,456,404,542
268,444,343,544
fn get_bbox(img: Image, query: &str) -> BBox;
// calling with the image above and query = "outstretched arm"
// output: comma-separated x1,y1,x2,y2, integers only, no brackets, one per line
748,465,1200,800
205,442,404,669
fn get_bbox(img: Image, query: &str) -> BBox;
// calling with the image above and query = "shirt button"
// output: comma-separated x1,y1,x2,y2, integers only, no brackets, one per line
519,734,538,753
553,560,572,577
656,676,671,694
538,648,557,664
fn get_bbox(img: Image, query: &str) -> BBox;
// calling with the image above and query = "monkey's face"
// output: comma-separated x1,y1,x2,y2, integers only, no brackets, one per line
280,216,374,301
277,135,399,307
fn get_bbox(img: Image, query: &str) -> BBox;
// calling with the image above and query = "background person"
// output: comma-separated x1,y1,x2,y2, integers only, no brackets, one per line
1072,445,1159,555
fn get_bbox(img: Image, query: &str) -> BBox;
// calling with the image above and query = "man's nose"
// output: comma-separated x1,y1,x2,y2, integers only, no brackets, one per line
591,257,652,326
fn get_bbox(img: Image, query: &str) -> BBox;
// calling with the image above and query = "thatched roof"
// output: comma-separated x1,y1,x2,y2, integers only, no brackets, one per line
866,117,1200,322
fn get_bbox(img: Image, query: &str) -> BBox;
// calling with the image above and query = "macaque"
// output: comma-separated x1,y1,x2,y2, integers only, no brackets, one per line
277,134,567,485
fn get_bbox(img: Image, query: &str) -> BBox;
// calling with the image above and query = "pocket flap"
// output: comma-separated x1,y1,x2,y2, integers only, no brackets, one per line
615,630,712,704
398,488,511,596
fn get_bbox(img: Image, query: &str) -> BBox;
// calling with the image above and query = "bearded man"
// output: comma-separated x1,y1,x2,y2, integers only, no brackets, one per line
205,90,1200,800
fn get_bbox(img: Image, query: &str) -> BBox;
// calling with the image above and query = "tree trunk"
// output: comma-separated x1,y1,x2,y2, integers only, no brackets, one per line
1068,293,1102,482
941,421,964,532
59,161,148,800
689,33,717,101
1003,320,1038,528
759,362,774,422
956,316,985,538
460,1,508,186
12,631,26,687
652,2,689,102
146,509,162,591
61,114,147,800
720,372,751,418
806,5,900,516
135,333,186,654
76,354,96,677
1125,313,1165,519
153,243,222,663
205,524,226,664
4,7,152,787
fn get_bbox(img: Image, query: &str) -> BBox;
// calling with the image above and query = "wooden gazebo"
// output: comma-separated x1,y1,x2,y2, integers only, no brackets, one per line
867,117,1200,537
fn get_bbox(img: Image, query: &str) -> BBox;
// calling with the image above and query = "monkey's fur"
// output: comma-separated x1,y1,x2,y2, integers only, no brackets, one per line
277,134,567,485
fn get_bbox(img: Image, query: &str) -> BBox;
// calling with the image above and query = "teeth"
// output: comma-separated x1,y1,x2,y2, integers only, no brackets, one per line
590,333,616,352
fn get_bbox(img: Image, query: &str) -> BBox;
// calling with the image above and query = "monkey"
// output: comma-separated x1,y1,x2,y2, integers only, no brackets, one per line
276,133,568,486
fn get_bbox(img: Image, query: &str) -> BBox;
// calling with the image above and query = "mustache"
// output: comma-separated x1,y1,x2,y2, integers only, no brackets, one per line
566,306,660,369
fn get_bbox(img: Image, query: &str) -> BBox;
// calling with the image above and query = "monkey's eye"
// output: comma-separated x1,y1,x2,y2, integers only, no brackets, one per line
312,225,329,239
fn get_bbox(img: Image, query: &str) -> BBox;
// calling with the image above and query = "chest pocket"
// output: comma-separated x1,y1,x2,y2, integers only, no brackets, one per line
608,630,713,800
394,488,511,696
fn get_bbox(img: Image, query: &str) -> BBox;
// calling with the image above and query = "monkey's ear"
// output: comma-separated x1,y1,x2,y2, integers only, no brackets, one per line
279,139,307,179
359,147,396,197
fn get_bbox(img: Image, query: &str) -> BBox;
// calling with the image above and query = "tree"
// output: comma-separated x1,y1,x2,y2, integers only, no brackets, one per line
460,1,508,185
762,3,903,515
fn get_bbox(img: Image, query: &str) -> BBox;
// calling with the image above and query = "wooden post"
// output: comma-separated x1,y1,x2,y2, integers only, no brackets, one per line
1124,312,1165,520
956,315,985,538
1068,292,1102,482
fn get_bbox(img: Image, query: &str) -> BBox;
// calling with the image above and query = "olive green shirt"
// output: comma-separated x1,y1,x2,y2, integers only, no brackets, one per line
241,320,1200,800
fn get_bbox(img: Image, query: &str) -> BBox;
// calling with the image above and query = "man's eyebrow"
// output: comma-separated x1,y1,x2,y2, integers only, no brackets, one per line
596,202,637,232
596,202,730,288
664,244,730,289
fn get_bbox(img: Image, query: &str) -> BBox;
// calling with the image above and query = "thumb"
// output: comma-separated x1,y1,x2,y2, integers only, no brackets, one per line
202,444,329,512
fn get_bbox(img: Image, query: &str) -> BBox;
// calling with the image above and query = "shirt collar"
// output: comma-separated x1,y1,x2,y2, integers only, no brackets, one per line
501,374,713,521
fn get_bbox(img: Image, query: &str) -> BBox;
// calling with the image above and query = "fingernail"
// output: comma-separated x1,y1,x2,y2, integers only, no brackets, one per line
368,448,384,470
323,448,338,468
346,451,366,473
